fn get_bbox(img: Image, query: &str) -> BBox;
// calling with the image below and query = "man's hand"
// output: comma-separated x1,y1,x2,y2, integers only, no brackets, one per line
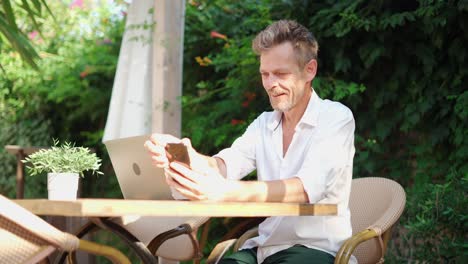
145,133,229,199
165,162,240,201
144,133,215,173
144,134,181,169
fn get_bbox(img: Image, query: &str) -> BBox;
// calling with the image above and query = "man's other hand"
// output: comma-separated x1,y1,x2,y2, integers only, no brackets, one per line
165,162,239,201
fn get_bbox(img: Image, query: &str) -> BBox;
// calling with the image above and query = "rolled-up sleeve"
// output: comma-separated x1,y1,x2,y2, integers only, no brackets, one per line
214,119,258,180
295,109,355,205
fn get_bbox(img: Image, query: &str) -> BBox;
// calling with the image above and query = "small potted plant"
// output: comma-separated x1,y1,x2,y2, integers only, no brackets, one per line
23,139,103,200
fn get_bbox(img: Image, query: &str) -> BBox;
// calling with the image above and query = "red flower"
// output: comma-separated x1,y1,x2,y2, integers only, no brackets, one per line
231,119,244,125
245,92,257,101
70,0,84,9
79,71,88,78
80,65,93,78
28,31,38,40
210,31,228,40
242,101,249,108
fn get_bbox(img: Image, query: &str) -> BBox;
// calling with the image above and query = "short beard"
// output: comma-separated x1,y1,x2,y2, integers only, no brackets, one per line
270,100,293,112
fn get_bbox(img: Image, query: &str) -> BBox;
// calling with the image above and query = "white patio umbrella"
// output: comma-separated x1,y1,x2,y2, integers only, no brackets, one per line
103,1,187,264
103,0,153,142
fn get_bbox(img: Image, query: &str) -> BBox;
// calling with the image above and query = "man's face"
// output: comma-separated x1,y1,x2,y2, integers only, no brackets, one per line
259,42,315,112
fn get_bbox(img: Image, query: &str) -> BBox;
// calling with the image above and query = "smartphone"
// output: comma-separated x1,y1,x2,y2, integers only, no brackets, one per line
165,143,191,168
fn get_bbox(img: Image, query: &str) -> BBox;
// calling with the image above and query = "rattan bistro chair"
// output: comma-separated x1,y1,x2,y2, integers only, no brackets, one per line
335,177,406,263
207,177,406,264
0,194,131,264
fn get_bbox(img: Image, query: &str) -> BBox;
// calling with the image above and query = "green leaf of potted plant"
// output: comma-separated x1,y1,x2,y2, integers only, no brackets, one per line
22,139,103,200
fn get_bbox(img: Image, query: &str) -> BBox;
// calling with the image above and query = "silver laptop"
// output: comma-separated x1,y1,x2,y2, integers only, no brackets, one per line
104,134,172,200
103,134,208,257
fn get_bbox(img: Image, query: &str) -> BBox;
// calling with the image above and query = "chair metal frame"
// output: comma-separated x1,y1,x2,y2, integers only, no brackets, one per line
57,216,207,264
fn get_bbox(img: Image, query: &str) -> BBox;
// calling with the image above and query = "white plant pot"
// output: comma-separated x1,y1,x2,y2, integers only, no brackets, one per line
47,173,79,200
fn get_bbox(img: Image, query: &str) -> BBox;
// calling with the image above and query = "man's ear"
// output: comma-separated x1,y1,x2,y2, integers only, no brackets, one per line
304,59,317,82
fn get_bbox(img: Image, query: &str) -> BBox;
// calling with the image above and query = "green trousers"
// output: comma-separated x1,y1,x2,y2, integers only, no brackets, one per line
219,245,335,264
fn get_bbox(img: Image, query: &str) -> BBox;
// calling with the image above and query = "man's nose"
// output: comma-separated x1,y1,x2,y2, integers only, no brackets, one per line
264,75,278,90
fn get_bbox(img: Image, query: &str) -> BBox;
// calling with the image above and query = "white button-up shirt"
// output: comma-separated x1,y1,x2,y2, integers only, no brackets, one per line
215,90,357,263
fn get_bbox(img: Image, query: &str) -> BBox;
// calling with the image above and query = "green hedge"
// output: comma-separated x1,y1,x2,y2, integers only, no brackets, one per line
183,1,467,262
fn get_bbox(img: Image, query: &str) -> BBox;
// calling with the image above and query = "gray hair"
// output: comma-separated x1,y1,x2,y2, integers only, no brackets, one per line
252,20,319,68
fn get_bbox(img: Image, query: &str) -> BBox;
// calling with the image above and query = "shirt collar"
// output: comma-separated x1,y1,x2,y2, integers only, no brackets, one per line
267,89,321,131
267,110,282,131
299,89,321,127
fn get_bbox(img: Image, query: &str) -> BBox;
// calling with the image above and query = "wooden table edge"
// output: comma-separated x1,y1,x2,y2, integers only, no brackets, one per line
13,199,337,217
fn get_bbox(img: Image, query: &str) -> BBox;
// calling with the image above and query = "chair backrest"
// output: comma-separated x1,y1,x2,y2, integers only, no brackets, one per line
0,217,56,264
0,194,79,263
349,177,406,264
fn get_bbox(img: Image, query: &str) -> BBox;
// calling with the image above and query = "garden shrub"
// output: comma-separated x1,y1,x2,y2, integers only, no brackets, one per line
0,1,126,198
183,0,467,262
398,171,467,262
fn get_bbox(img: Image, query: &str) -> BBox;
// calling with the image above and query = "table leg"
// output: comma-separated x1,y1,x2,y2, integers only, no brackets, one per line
16,151,25,199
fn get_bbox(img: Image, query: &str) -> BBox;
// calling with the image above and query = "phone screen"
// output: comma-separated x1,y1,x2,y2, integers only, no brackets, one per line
165,143,191,168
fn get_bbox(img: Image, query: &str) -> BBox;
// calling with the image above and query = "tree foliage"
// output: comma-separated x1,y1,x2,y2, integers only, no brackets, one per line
0,0,53,68
0,1,125,198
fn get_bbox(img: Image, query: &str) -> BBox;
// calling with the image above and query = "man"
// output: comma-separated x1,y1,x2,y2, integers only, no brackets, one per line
145,20,356,264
